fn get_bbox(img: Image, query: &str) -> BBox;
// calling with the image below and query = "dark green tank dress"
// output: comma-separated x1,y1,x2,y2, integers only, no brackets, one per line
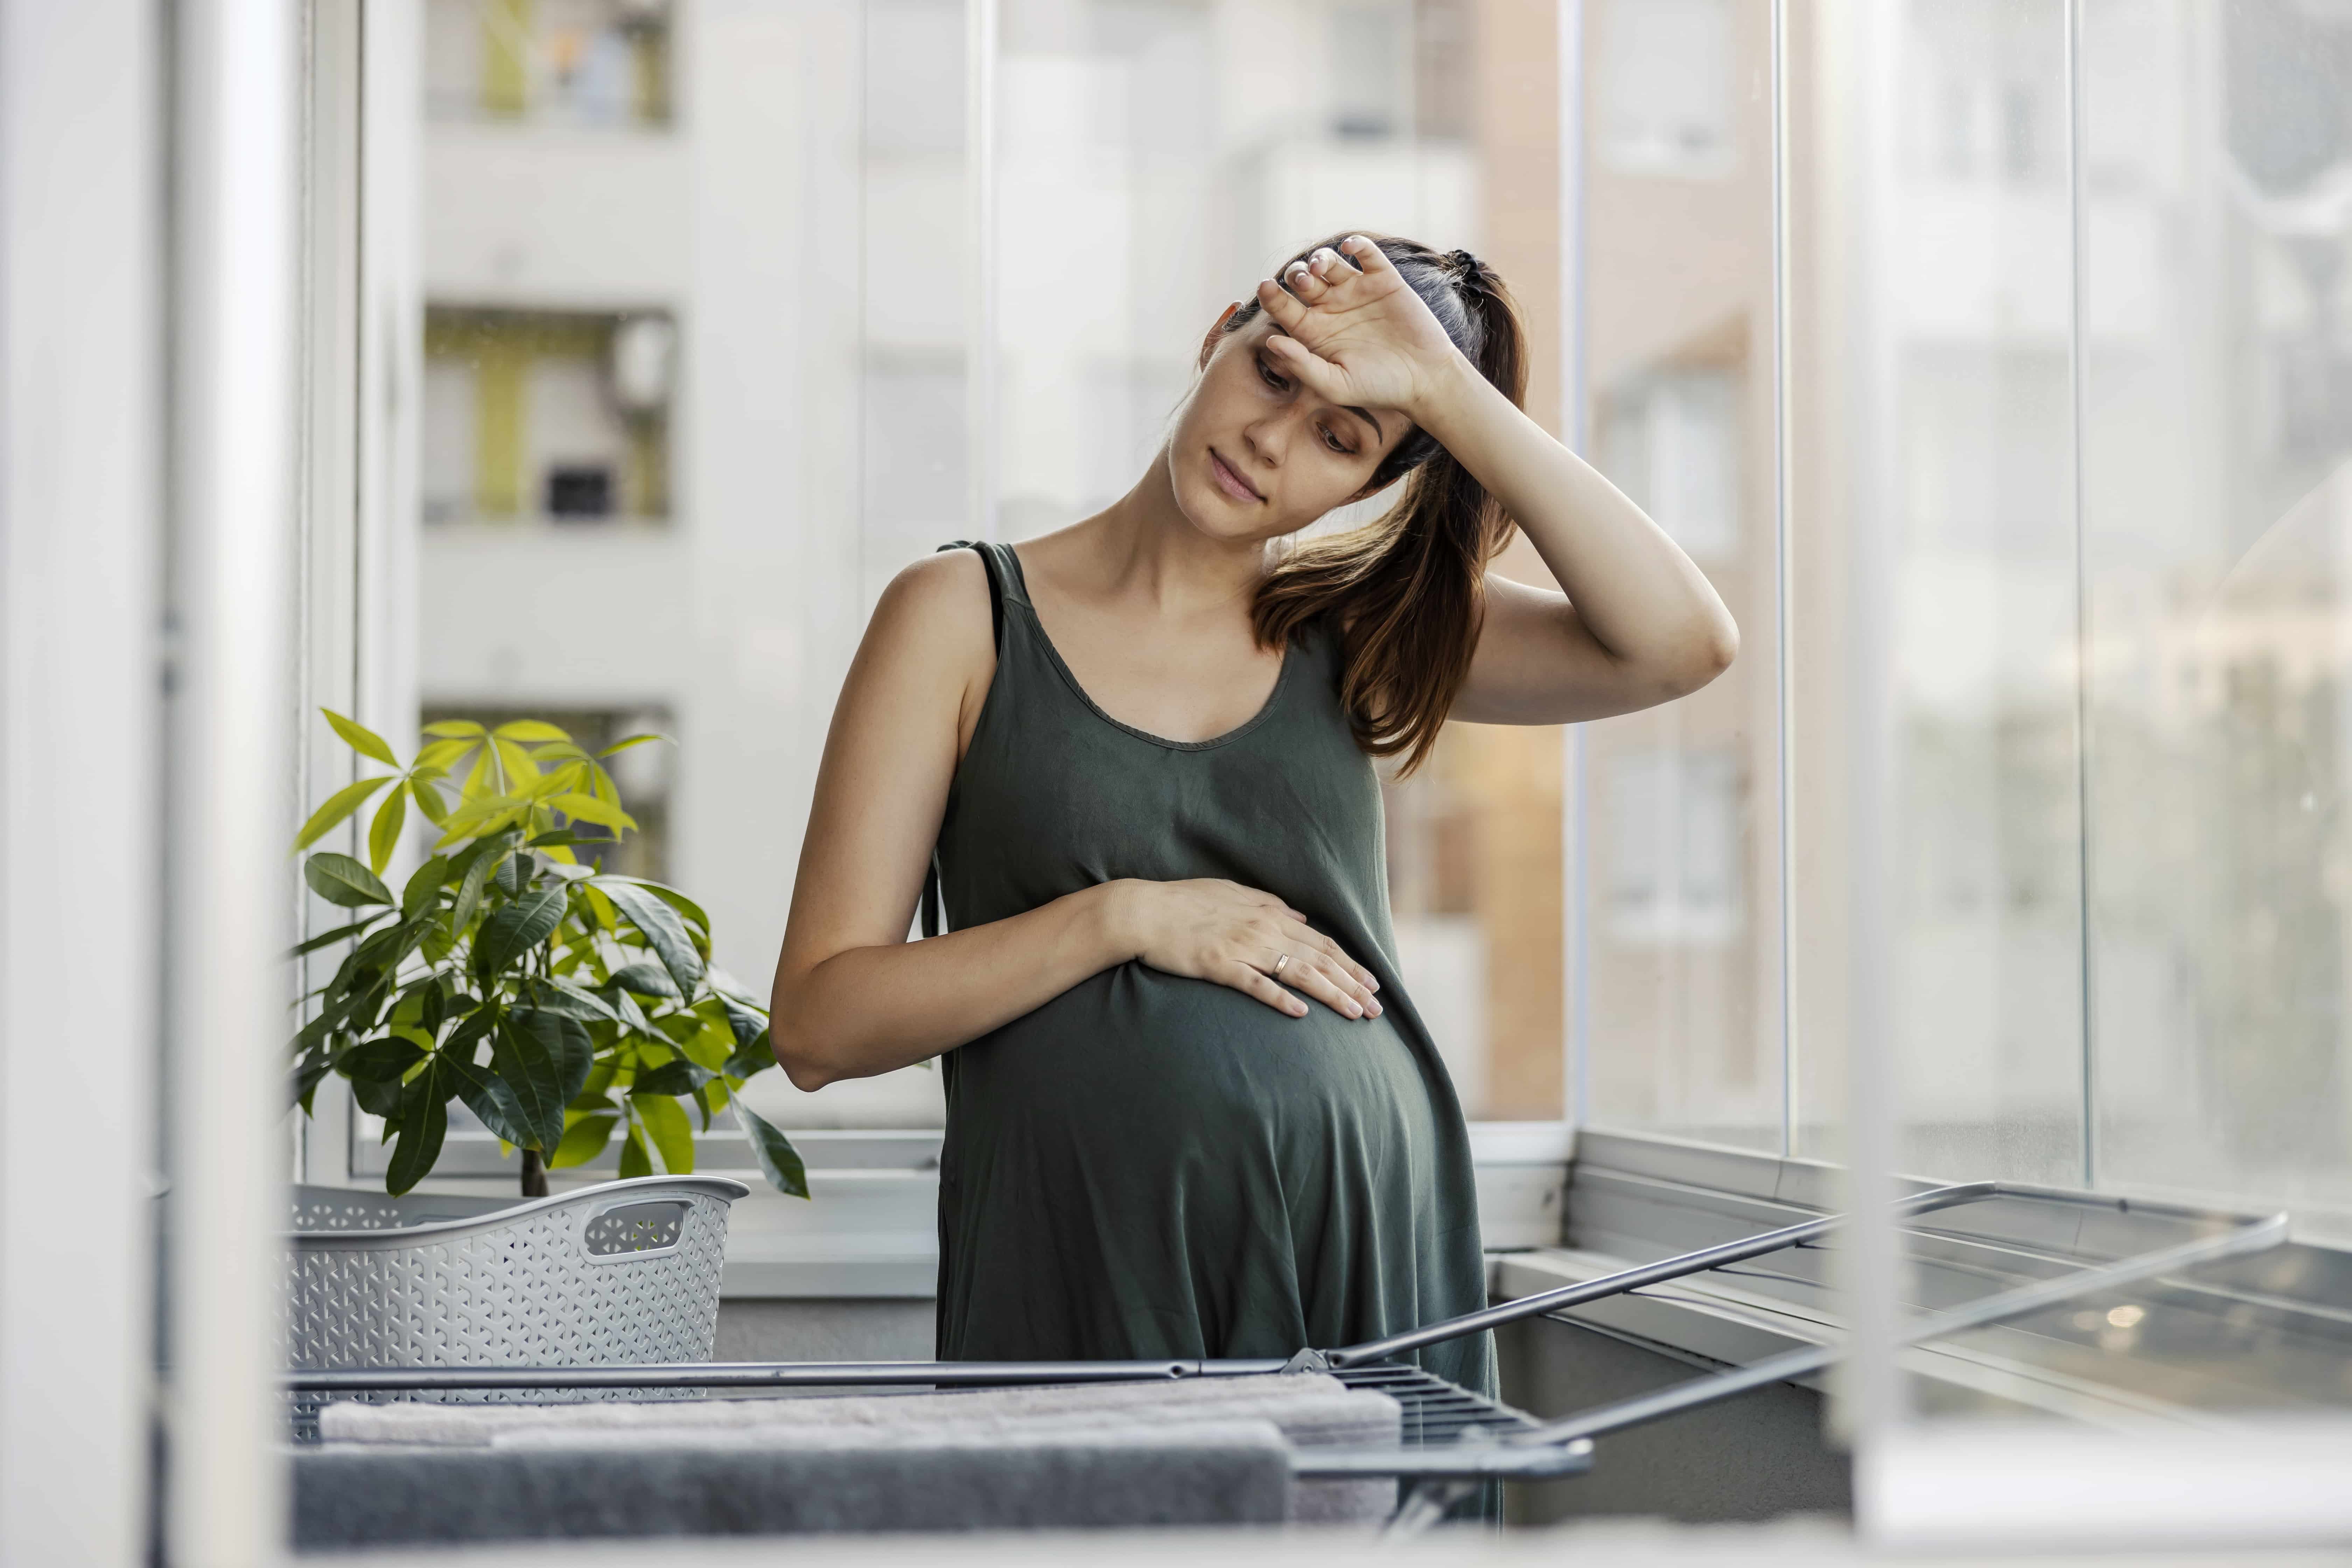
928,540,1493,1398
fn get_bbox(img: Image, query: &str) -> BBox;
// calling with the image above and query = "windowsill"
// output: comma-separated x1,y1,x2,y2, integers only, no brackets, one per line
712,1122,1575,1300
334,1121,1576,1301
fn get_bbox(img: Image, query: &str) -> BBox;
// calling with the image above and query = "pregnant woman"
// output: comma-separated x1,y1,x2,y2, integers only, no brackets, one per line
769,233,1735,1398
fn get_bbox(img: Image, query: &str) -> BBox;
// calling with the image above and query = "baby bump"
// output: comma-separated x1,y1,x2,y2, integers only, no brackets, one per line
946,962,1438,1175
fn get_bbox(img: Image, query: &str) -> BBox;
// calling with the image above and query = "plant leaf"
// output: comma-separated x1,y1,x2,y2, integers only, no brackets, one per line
417,978,448,1040
409,775,451,828
345,1034,426,1081
601,985,659,1040
449,847,495,934
703,966,764,1009
434,793,526,848
489,1014,568,1153
287,916,386,959
493,719,572,743
548,792,637,834
446,1051,534,1148
722,1027,775,1082
401,855,450,920
351,1072,405,1119
305,852,394,909
617,1124,652,1180
414,735,474,767
290,1049,337,1113
462,737,498,798
680,1014,736,1073
591,878,704,995
596,732,668,759
422,719,488,739
322,707,400,768
385,1065,450,1196
550,1110,618,1169
472,885,567,978
718,997,766,1048
737,1104,810,1199
531,976,621,1026
609,961,679,999
602,876,712,945
518,1007,596,1107
366,783,408,876
292,775,394,853
632,1058,709,1098
631,1091,694,1173
440,1004,497,1064
492,737,542,786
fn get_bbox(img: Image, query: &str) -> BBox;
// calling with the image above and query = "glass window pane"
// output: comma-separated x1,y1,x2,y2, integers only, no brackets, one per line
1578,0,1783,1149
416,0,950,1137
1786,0,2084,1182
990,0,1566,1121
2083,0,2352,1226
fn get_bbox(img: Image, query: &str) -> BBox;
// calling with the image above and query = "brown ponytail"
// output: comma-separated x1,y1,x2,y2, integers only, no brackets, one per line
1226,233,1530,777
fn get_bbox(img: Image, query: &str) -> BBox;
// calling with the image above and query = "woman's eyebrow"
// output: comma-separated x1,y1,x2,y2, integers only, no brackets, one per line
1340,405,1385,443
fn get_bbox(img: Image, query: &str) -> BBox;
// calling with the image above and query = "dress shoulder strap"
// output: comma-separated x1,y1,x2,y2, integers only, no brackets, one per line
934,539,1011,652
921,540,1014,939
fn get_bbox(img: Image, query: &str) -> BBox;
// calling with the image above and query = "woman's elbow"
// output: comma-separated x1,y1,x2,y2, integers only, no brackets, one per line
765,1002,838,1093
1659,608,1739,699
1700,609,1740,680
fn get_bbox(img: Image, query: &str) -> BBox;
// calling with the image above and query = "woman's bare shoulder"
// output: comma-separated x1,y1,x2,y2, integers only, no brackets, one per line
865,547,990,647
851,546,998,733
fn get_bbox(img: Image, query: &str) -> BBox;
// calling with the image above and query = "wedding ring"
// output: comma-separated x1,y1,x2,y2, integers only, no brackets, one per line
1272,953,1290,978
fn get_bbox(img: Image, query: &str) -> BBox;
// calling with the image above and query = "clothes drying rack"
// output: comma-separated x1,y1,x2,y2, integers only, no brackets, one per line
288,1181,2288,1534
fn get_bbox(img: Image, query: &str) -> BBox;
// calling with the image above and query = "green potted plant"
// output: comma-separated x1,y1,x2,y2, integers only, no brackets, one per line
287,709,805,1201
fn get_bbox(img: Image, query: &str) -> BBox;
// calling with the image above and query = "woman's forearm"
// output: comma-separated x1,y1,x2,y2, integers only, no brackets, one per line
770,882,1132,1089
1414,352,1738,679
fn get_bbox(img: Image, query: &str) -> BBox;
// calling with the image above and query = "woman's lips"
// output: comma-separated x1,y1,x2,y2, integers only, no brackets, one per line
1209,448,1263,504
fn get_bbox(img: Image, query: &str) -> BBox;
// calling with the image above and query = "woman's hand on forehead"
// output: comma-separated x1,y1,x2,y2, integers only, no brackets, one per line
1254,236,1467,432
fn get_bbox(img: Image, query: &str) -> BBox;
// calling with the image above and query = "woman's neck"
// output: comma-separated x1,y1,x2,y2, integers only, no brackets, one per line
1055,449,1270,621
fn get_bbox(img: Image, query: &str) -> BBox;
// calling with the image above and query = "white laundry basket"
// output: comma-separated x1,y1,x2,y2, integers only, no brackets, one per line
285,1176,749,1434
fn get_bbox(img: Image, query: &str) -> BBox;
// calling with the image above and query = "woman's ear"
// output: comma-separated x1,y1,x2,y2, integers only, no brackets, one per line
1197,304,1241,370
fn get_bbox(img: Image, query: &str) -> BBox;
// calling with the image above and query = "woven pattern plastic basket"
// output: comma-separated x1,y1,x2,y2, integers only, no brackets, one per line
285,1176,748,1431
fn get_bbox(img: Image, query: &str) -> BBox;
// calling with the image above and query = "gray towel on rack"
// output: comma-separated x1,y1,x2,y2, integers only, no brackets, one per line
291,1421,1291,1545
317,1371,1386,1443
317,1373,1400,1524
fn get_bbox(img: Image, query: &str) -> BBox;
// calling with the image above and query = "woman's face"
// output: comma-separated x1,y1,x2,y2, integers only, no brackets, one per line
1165,311,1414,545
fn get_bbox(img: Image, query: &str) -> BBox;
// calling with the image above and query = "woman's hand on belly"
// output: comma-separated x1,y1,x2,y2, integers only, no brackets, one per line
1099,878,1384,1022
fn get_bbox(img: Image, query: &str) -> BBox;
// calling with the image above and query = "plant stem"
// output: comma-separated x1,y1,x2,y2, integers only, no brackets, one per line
520,1146,549,1198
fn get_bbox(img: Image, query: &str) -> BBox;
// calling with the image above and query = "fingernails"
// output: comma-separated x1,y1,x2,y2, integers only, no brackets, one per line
1366,1000,1382,1017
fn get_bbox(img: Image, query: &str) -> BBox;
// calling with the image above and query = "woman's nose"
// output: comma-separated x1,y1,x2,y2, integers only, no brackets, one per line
1242,407,1304,465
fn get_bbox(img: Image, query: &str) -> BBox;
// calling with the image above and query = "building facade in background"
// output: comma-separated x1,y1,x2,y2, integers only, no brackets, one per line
411,0,1572,1138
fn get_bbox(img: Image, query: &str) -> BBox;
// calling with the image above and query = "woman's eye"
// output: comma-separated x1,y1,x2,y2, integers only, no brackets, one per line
1256,358,1287,391
1321,427,1353,455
